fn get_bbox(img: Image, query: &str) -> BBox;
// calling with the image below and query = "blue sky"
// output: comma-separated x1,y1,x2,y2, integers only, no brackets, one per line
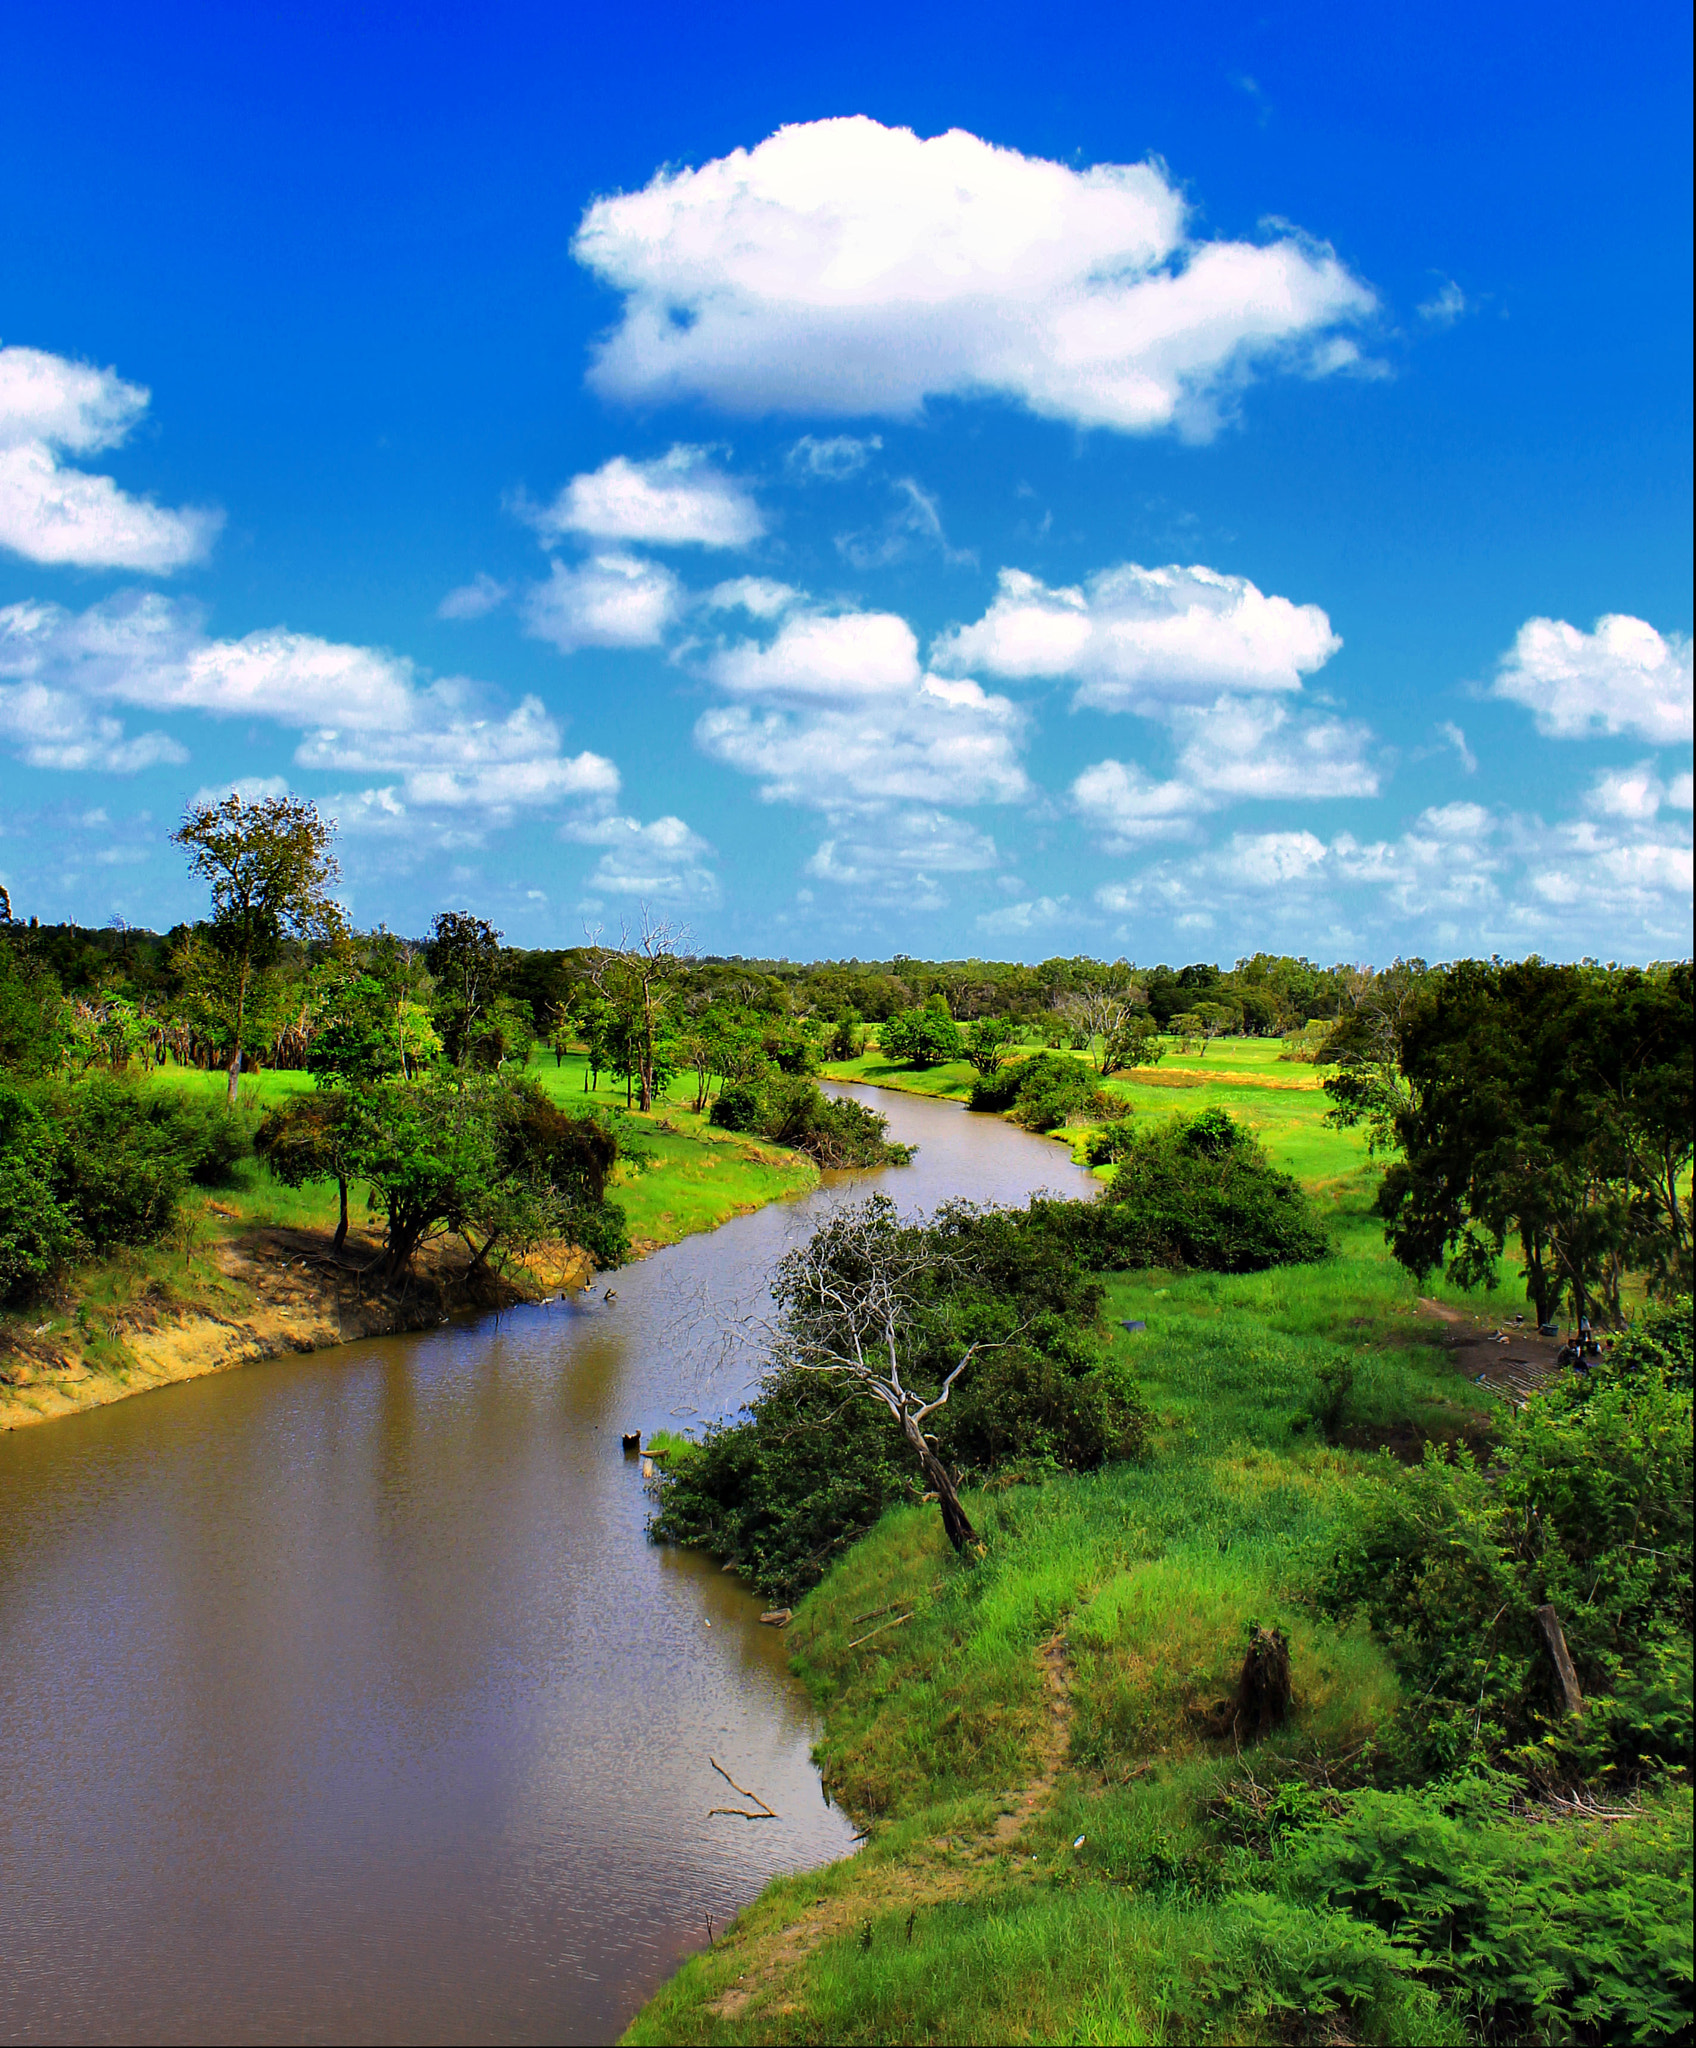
1,0,1690,963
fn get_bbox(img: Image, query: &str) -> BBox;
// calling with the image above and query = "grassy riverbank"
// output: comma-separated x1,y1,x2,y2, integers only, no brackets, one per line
624,1056,1691,2045
0,1052,817,1431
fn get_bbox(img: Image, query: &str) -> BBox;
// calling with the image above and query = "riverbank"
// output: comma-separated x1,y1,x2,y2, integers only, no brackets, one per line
622,1084,1616,2045
0,1053,818,1432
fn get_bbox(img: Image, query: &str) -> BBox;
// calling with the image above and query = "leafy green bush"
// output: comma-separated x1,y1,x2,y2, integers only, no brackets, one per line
710,1075,913,1167
47,1079,250,1253
968,1052,1112,1130
1057,1109,1330,1273
1285,1777,1694,2047
1083,1115,1138,1165
1313,1349,1693,1772
0,1081,81,1300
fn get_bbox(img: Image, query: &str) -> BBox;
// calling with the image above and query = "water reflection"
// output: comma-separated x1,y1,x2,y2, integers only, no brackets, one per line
0,1087,1095,2044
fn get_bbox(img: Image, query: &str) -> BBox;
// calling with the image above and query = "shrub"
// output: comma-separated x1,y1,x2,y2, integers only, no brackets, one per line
1068,1109,1330,1272
48,1079,250,1253
711,1075,912,1167
879,996,962,1067
0,1081,81,1301
967,1052,1112,1130
1083,1115,1138,1165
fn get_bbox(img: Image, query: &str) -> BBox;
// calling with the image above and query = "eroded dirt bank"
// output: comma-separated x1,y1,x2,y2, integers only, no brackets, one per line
0,1230,595,1431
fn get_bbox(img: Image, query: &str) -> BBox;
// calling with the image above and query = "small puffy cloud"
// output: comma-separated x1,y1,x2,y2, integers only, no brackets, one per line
575,117,1376,435
1070,758,1204,847
438,573,511,620
0,677,186,772
934,563,1340,709
705,575,802,619
806,809,998,883
1590,763,1671,822
523,552,681,653
710,609,919,701
1228,829,1329,887
1417,280,1468,325
0,344,221,571
526,446,763,548
564,812,720,906
975,894,1078,936
788,433,881,478
1492,614,1693,743
698,674,1027,810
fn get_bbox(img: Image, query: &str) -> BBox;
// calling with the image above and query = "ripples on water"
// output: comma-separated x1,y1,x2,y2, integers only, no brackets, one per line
0,1085,1097,2044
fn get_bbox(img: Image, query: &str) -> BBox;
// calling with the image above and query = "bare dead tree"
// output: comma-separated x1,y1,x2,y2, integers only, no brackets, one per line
582,905,691,1112
767,1196,1024,1555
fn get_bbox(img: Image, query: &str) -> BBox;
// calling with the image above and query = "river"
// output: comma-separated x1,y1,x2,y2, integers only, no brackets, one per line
0,1084,1098,2045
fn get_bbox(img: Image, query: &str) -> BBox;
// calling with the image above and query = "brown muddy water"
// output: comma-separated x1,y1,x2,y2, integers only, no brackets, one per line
0,1085,1097,2045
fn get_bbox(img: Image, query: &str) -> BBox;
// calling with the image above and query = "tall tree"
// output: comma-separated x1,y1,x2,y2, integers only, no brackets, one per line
425,912,504,1068
172,793,345,1103
584,910,687,1112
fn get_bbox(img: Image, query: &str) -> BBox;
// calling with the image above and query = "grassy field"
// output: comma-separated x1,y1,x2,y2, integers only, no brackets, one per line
623,1040,1553,2045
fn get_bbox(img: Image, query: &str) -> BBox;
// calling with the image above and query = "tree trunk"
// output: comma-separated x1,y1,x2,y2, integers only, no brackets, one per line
334,1179,349,1255
1535,1602,1585,1717
904,1417,978,1553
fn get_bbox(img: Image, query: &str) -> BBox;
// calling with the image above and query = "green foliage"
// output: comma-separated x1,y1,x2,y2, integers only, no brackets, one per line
1083,1115,1138,1165
967,1051,1113,1129
1058,1109,1331,1273
1283,1777,1694,2047
961,1015,1019,1076
649,1202,1140,1601
1313,1351,1693,1771
0,1081,81,1300
709,1074,912,1167
879,995,962,1067
0,928,66,1075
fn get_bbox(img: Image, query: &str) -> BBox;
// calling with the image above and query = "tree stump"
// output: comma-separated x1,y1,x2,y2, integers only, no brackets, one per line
1234,1625,1292,1739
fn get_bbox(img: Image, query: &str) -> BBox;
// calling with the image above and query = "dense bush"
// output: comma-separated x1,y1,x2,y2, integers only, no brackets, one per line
650,1202,1145,1600
0,1077,252,1300
710,1074,913,1168
1313,1322,1693,1772
0,1082,81,1300
968,1052,1113,1130
1052,1109,1329,1273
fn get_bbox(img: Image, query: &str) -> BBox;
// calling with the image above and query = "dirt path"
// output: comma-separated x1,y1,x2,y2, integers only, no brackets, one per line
703,1634,1075,2027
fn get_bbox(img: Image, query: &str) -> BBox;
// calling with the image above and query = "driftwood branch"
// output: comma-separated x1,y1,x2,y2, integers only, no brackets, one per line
848,1610,914,1650
707,1755,778,1820
1535,1603,1585,1717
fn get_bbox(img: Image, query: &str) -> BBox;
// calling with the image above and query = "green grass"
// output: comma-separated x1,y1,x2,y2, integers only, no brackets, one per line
622,1093,1546,2046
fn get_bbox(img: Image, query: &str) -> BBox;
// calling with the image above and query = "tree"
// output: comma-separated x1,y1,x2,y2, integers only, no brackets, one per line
172,793,345,1102
584,910,687,1112
1101,1013,1164,1077
1059,984,1147,1072
880,994,962,1068
962,1016,1020,1077
768,1196,1029,1554
1321,960,1435,1155
425,912,504,1068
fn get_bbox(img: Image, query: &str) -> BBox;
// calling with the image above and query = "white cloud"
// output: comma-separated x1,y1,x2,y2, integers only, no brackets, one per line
575,116,1376,435
806,809,998,884
788,433,881,478
698,675,1028,811
1070,758,1204,847
0,592,620,819
1436,719,1477,774
975,894,1079,936
709,609,919,701
522,552,681,652
0,345,220,571
563,812,720,906
1590,762,1671,822
1417,280,1468,325
934,562,1340,708
526,445,763,548
705,575,803,619
1492,614,1693,743
837,476,974,570
438,573,511,620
